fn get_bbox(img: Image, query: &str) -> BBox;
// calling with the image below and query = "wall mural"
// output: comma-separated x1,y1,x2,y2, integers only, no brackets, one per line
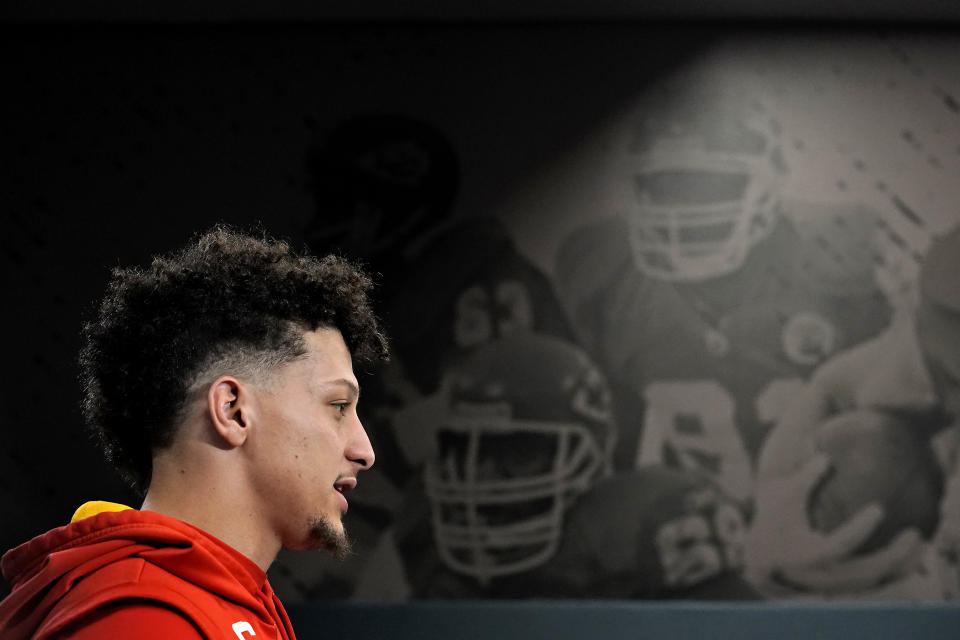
3,27,958,604
271,41,960,603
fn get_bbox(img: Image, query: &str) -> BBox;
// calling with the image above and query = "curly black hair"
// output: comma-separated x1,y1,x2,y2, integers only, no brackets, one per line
79,225,390,494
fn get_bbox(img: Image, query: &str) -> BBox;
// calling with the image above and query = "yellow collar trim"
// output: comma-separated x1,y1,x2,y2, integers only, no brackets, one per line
71,500,134,523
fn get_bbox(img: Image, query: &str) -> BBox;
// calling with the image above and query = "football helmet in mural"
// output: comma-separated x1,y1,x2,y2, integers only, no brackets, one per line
622,85,787,282
424,332,615,583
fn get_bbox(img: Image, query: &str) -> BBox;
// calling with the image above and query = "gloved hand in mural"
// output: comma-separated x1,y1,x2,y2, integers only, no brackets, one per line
746,452,923,596
749,225,960,599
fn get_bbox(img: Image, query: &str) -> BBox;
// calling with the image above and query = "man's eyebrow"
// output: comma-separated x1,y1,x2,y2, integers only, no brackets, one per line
313,378,360,398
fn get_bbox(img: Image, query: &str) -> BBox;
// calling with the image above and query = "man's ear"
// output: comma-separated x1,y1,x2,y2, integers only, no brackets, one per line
208,376,251,448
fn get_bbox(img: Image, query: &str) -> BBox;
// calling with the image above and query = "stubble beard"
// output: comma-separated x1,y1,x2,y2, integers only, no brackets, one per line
307,514,353,559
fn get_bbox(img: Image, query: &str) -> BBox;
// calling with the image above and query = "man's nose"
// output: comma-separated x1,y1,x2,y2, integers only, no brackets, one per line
347,420,375,470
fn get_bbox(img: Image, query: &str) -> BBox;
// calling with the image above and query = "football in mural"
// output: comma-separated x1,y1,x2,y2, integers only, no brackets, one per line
808,409,944,555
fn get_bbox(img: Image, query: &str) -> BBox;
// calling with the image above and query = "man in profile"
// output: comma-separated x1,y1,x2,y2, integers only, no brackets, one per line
0,226,389,639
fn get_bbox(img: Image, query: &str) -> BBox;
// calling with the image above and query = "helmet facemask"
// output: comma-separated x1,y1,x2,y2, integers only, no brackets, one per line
623,103,785,282
425,403,606,584
423,334,615,584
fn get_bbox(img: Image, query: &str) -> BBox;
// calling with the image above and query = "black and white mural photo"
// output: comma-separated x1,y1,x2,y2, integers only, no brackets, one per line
2,23,959,605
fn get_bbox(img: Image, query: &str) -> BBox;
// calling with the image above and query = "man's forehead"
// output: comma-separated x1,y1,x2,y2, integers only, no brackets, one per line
299,328,359,391
300,328,354,365
303,326,350,352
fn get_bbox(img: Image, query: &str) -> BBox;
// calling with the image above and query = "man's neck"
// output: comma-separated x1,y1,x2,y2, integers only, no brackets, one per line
141,459,280,572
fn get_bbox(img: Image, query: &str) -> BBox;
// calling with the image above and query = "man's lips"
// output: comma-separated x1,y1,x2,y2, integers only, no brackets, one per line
334,477,356,514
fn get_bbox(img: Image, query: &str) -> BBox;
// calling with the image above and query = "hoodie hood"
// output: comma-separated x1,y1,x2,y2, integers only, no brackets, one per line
0,503,292,639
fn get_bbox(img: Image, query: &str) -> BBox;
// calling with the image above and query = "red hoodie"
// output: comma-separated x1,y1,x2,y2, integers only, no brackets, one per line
0,503,297,639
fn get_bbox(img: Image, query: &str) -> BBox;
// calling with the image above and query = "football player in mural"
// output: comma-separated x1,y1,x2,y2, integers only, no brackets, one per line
747,225,960,599
552,79,894,506
301,113,575,471
302,113,574,399
275,116,575,600
386,332,760,599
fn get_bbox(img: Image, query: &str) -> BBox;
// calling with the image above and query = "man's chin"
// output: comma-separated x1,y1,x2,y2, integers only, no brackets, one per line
306,515,353,558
